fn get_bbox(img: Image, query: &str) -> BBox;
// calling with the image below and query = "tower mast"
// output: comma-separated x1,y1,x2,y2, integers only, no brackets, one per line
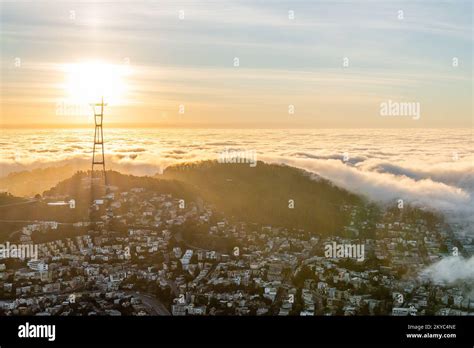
91,96,107,183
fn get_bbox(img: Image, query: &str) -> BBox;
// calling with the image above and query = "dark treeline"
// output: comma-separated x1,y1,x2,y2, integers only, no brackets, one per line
162,160,364,235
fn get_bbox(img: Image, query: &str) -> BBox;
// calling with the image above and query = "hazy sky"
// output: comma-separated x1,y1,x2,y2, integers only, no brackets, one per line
0,0,472,128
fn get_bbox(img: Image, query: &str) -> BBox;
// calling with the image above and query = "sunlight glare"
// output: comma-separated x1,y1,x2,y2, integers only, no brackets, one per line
65,61,130,106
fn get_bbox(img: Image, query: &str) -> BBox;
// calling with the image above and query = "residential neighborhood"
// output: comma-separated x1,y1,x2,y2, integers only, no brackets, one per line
1,185,472,317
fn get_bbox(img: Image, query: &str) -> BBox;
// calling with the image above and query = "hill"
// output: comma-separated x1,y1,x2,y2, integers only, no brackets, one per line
0,192,28,206
160,161,366,235
0,164,83,197
0,170,194,224
0,161,371,236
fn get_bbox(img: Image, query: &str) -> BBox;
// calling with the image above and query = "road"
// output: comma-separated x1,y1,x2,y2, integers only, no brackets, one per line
0,220,79,240
127,291,171,316
11,289,171,316
0,199,37,208
175,231,207,251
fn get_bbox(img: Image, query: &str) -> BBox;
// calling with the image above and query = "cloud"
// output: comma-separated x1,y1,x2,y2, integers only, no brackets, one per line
113,147,146,153
361,160,474,191
266,156,472,213
290,152,367,166
421,256,474,284
2,129,472,233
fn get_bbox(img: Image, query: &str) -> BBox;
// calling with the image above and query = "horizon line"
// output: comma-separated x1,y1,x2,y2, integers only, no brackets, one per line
2,123,472,130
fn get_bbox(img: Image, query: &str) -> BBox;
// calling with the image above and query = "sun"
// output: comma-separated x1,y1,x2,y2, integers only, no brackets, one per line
64,61,130,106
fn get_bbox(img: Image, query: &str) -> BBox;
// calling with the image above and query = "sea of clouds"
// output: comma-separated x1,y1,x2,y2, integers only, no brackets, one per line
1,128,473,283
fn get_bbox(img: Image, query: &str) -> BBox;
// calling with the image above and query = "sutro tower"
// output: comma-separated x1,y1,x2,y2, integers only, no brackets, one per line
91,97,107,182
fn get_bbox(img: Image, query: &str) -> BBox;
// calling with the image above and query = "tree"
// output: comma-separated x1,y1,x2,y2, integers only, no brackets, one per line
293,265,317,288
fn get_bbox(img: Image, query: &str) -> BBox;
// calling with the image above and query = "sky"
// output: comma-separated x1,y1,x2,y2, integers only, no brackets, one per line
0,0,472,128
